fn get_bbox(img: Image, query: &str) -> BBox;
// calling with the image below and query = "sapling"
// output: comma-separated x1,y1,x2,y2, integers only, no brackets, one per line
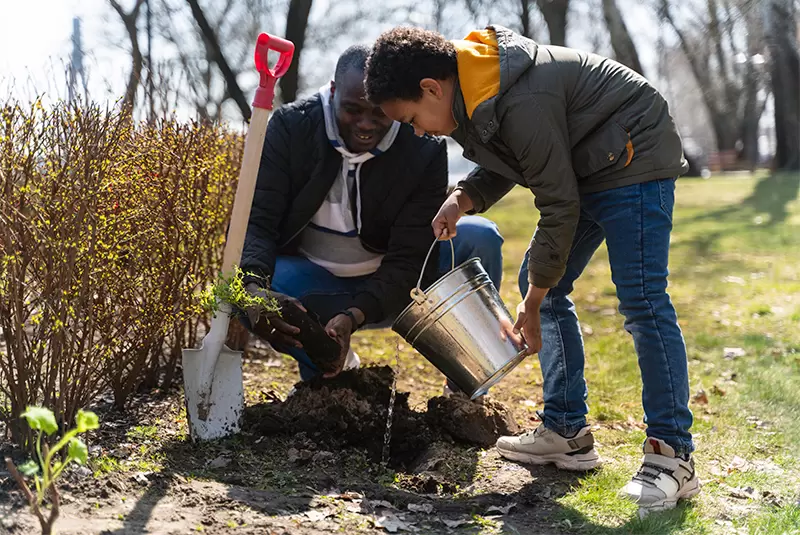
4,407,100,535
200,266,278,317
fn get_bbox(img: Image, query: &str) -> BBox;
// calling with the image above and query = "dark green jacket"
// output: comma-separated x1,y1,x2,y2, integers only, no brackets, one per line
451,25,688,288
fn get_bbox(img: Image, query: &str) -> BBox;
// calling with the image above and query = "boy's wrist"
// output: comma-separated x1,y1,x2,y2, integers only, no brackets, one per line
453,188,474,213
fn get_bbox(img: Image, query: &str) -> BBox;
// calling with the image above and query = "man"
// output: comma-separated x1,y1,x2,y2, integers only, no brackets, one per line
364,26,698,512
239,45,504,385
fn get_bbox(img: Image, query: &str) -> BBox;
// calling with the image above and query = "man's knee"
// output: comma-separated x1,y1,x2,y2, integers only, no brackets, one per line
456,216,504,251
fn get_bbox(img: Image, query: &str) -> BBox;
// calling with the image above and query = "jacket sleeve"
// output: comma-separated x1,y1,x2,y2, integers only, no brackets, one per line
456,166,516,213
350,141,449,324
240,108,293,287
499,94,580,289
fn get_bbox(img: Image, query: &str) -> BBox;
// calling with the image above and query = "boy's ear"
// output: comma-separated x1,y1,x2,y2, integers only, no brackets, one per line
330,80,336,96
420,78,443,99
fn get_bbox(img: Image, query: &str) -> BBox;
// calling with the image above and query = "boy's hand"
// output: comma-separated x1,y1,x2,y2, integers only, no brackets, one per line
514,287,548,355
432,189,473,240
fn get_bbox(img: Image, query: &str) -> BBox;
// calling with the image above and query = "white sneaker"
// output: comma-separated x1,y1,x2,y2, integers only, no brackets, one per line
620,438,700,513
496,422,600,471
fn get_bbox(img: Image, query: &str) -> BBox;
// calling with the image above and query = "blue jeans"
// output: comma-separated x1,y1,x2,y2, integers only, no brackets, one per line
518,178,694,455
254,216,504,381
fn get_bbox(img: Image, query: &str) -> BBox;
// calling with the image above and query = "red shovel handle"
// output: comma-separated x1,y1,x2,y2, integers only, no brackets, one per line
253,33,295,110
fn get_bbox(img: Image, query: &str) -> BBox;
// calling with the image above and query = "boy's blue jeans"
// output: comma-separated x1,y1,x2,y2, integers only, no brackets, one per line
518,178,694,455
251,216,504,381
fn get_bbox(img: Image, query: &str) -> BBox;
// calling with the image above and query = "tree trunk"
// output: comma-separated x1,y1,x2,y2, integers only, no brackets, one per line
520,0,533,38
109,0,147,114
185,0,252,120
602,0,644,75
281,0,314,103
765,0,800,170
536,0,568,46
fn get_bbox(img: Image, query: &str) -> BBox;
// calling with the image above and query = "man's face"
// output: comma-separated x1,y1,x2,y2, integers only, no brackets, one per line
379,78,458,137
332,68,393,153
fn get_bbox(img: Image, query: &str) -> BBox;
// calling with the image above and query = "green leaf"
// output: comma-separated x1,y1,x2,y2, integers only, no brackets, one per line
21,406,58,436
75,410,99,433
18,460,40,477
68,438,88,465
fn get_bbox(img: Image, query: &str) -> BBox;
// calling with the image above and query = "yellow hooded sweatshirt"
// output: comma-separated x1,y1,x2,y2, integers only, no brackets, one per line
451,29,501,119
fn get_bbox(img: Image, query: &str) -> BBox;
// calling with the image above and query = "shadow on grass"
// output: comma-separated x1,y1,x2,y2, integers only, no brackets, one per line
557,500,697,535
669,172,800,280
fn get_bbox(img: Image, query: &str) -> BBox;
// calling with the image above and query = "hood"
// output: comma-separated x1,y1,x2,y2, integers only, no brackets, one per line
450,25,538,141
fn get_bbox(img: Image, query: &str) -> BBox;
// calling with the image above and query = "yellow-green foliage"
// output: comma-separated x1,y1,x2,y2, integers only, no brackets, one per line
0,99,242,445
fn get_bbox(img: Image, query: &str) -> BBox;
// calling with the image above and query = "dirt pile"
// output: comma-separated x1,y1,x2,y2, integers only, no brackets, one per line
244,366,519,468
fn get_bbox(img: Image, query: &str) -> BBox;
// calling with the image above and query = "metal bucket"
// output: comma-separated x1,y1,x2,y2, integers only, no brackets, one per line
393,240,528,400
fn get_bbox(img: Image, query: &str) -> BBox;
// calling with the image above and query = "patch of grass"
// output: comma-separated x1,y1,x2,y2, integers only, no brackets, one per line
743,504,800,535
126,424,159,442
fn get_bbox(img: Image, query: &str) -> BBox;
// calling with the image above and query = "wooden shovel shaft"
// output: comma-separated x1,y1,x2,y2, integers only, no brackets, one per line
220,106,271,276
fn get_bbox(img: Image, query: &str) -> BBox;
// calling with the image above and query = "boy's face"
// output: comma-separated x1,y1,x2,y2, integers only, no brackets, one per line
379,78,458,137
332,68,393,153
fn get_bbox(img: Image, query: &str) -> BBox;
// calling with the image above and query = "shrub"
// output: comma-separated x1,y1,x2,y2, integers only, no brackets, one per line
0,99,241,445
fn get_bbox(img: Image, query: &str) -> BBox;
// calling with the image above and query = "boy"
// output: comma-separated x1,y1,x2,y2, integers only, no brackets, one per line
365,25,698,511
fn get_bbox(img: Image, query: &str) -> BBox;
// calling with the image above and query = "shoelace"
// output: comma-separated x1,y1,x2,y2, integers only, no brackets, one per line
632,462,674,487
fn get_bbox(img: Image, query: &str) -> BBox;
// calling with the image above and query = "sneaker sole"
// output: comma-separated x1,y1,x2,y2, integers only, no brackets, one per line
496,447,601,471
634,476,701,515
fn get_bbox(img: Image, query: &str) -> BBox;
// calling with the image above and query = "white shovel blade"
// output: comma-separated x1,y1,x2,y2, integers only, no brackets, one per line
182,344,244,441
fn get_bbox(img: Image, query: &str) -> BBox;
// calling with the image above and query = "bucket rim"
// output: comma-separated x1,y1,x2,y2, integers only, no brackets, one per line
469,348,529,400
392,257,483,330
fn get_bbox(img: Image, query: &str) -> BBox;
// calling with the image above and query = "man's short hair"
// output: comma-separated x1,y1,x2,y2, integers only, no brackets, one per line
365,27,458,104
334,44,371,86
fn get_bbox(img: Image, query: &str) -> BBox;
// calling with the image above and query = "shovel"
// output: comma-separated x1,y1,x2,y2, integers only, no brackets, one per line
182,33,295,441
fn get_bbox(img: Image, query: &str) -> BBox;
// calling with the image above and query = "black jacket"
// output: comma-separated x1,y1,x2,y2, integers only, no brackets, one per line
240,93,449,324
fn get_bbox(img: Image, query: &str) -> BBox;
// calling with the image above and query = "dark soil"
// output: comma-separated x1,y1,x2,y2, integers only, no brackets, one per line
244,366,519,468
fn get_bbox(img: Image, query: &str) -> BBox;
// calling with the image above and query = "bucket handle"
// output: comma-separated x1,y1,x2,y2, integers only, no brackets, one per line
411,238,455,304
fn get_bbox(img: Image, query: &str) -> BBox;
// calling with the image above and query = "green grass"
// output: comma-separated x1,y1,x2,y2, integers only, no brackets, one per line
486,171,800,533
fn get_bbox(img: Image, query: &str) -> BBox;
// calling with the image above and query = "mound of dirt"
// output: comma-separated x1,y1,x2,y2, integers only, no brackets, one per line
428,393,520,447
244,366,519,468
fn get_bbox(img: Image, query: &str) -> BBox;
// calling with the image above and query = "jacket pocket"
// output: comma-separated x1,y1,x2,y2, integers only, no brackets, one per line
571,122,630,179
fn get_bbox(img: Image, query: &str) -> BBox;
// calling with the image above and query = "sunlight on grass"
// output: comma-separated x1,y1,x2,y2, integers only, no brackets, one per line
476,172,800,533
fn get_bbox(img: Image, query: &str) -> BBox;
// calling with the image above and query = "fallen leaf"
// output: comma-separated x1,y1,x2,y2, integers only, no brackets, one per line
727,455,749,473
710,385,726,397
207,455,231,469
346,502,366,513
724,347,746,360
581,324,594,336
370,500,396,510
692,389,709,405
441,518,470,528
263,358,283,368
724,485,758,500
601,308,616,316
304,509,333,522
339,491,363,501
374,513,416,532
407,503,434,514
487,502,517,515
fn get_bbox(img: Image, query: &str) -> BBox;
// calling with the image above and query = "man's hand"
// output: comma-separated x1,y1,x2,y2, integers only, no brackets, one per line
432,189,474,240
245,282,304,348
323,308,364,378
513,286,548,355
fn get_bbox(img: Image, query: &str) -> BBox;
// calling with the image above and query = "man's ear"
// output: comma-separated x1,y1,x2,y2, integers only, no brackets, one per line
330,80,336,96
420,78,443,99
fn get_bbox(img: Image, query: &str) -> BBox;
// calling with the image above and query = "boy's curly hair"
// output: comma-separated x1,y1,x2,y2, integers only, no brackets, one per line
365,27,458,104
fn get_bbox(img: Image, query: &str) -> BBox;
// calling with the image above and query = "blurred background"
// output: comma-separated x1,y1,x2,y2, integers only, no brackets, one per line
2,0,798,179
